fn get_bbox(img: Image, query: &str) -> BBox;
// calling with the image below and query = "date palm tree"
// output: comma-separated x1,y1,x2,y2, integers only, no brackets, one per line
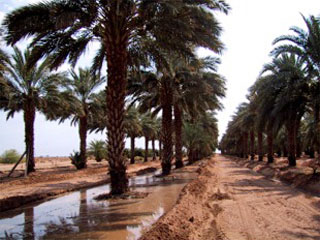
128,55,226,172
272,15,320,161
63,68,105,168
183,112,219,164
87,140,107,162
124,106,142,164
140,112,157,162
0,48,9,78
0,48,10,108
261,54,308,166
3,0,229,194
173,56,225,168
0,47,67,173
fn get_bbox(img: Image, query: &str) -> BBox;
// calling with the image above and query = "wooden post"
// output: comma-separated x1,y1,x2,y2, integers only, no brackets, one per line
7,151,26,177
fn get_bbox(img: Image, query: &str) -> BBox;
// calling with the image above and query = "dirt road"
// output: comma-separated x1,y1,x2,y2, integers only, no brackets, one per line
215,155,320,240
140,155,320,240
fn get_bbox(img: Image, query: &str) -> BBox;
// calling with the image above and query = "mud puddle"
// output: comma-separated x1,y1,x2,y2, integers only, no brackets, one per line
0,168,197,239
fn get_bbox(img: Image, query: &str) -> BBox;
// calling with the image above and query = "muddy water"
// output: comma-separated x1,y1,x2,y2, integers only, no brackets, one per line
0,168,197,239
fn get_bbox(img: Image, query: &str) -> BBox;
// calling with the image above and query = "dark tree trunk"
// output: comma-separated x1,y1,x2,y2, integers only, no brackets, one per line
174,104,183,169
152,138,156,161
24,100,36,174
79,116,87,168
310,148,315,158
243,132,248,159
238,137,243,158
295,120,302,158
283,146,288,157
105,31,129,195
130,136,135,164
144,136,149,162
188,148,195,165
250,129,255,161
258,130,263,161
159,139,162,160
161,81,173,175
267,123,274,163
314,92,320,161
286,122,296,167
296,138,302,158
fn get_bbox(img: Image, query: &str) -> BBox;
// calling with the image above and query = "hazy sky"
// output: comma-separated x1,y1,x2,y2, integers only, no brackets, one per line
0,0,319,156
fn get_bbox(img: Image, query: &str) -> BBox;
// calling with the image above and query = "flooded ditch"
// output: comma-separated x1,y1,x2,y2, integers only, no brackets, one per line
0,167,197,240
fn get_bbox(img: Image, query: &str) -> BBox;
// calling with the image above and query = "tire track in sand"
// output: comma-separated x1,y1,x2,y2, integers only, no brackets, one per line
213,155,320,240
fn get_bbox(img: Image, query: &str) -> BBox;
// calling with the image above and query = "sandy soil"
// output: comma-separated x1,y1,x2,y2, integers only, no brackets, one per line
231,156,320,195
0,157,161,212
140,155,320,240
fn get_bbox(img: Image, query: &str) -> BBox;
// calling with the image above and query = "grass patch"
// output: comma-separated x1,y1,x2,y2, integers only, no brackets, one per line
0,149,22,164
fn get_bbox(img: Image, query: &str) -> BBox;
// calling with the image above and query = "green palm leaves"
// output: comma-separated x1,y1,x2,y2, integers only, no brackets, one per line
221,15,320,167
2,0,229,194
63,68,106,168
0,47,68,173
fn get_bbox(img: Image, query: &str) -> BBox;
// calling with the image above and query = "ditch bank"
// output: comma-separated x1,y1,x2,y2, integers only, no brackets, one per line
228,156,320,196
140,157,226,240
0,161,161,213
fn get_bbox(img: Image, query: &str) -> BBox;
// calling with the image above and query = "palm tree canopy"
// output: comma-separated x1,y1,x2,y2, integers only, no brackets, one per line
272,15,320,77
128,54,226,118
124,105,142,138
261,54,308,129
3,0,230,72
0,47,68,119
60,67,106,125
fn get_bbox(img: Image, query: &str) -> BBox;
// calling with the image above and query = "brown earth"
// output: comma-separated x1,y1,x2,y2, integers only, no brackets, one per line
230,156,320,195
0,157,161,212
140,155,320,240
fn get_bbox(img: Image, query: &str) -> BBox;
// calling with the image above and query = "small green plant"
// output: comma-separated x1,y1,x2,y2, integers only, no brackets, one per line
87,140,107,162
70,151,86,169
0,149,21,164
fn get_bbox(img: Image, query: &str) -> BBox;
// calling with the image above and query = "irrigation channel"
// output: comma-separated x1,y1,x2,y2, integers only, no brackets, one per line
0,167,197,239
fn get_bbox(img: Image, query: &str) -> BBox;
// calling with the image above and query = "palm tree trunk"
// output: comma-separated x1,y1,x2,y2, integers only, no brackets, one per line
159,139,162,160
250,129,255,161
79,116,87,168
296,137,301,158
152,138,156,161
243,132,248,159
267,123,274,163
188,148,194,164
295,120,301,158
174,104,183,169
238,137,243,158
314,95,320,161
24,100,36,174
310,147,315,158
258,130,263,161
130,136,135,164
105,36,128,195
286,122,296,166
144,136,149,162
161,81,173,175
283,145,288,157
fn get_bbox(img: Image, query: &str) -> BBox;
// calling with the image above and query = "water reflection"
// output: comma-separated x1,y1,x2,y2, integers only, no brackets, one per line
23,208,34,240
0,170,197,240
127,206,164,240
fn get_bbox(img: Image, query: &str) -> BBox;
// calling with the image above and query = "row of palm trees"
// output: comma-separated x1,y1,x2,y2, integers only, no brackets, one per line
0,0,230,195
220,15,320,167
